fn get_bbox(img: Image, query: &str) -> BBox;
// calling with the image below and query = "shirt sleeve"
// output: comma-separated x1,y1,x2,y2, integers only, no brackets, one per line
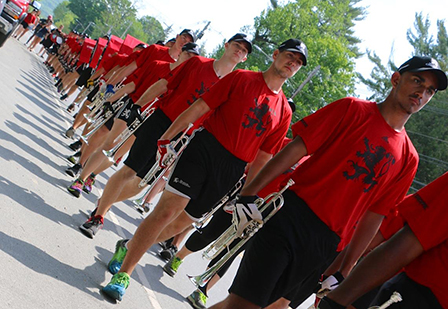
291,98,353,155
399,172,448,251
165,57,199,91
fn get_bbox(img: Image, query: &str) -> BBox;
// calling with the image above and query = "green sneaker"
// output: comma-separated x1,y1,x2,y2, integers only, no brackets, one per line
186,290,207,309
102,272,130,301
162,256,183,277
108,239,128,274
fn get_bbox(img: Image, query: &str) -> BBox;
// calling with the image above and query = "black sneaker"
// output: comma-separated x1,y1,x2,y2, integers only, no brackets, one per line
159,245,178,262
60,93,68,101
65,127,75,138
69,140,82,151
65,163,82,177
66,103,75,112
79,215,104,238
158,237,174,250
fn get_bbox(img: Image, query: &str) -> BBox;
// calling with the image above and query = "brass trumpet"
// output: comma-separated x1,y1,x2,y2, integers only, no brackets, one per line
80,95,128,144
138,123,194,188
188,179,295,288
192,175,246,232
368,292,402,309
102,99,159,162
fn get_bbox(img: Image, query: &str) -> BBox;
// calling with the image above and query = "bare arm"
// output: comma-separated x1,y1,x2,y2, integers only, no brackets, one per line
244,150,273,185
240,136,307,196
107,61,137,85
160,98,210,141
134,79,168,107
338,211,384,277
90,67,105,81
328,225,423,306
106,82,135,103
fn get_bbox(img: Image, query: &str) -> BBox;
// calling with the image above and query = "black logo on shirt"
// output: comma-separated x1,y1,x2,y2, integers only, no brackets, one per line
242,97,273,137
187,81,209,105
343,137,396,192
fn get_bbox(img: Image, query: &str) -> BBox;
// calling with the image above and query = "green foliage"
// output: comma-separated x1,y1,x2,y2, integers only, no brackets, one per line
359,13,448,191
53,1,76,33
210,0,366,122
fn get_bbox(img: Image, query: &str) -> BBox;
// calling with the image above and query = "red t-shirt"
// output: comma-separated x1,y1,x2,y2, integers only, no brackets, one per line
158,56,218,125
129,60,171,102
380,172,448,308
289,97,419,250
24,13,36,25
126,45,174,85
201,70,292,163
101,54,127,74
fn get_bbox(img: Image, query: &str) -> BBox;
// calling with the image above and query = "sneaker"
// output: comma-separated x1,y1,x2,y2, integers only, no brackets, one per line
82,174,96,194
186,290,207,309
66,103,75,112
69,140,82,151
66,155,77,165
73,151,81,157
65,127,75,138
60,93,68,100
159,237,174,250
79,215,104,238
159,245,178,262
101,272,130,301
57,83,64,93
65,163,82,177
108,239,129,274
162,256,183,277
67,178,84,198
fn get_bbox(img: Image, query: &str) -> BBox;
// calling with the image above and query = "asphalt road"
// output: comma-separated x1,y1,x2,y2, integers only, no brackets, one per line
0,37,246,309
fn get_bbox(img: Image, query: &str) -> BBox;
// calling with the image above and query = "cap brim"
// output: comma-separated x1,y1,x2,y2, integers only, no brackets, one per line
409,68,448,90
231,39,252,54
282,48,307,66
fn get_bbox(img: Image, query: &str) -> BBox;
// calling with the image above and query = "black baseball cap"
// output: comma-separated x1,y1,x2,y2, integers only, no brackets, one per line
135,43,148,49
182,42,200,55
397,56,447,91
278,39,308,66
227,33,252,54
179,29,197,42
166,38,176,43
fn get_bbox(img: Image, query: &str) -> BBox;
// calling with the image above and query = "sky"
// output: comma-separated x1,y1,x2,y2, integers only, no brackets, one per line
139,0,446,97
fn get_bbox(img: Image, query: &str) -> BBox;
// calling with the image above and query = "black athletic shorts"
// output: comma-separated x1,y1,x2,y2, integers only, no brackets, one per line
75,67,93,87
229,190,340,307
124,109,172,176
167,129,246,219
371,272,442,309
87,85,100,102
116,97,135,122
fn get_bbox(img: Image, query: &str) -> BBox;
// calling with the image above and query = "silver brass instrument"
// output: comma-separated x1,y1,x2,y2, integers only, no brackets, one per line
132,176,169,212
84,78,127,121
368,292,402,309
192,175,246,232
102,99,159,162
80,94,128,144
188,179,295,288
138,123,194,188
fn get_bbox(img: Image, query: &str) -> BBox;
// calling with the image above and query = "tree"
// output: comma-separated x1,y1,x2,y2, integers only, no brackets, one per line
53,1,77,33
138,15,166,44
67,0,107,32
210,0,366,122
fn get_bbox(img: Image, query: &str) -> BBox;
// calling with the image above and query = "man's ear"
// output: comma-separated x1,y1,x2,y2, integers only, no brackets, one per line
391,71,401,88
272,49,280,60
241,56,247,63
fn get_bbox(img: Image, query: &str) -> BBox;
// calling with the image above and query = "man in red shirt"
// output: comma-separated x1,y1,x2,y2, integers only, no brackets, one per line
78,34,253,239
66,43,201,198
320,171,448,309
100,38,305,302
207,56,447,309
